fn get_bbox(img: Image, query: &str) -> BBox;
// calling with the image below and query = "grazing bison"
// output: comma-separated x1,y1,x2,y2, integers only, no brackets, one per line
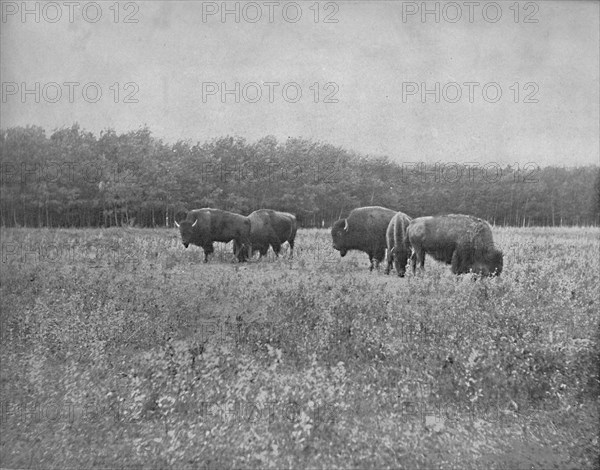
238,209,297,259
331,206,396,271
407,214,503,276
175,208,251,263
385,211,413,277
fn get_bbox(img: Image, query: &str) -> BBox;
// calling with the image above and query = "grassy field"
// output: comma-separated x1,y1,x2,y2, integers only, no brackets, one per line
1,226,598,469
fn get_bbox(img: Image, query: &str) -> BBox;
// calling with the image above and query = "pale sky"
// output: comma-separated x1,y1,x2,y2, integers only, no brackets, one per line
1,1,598,165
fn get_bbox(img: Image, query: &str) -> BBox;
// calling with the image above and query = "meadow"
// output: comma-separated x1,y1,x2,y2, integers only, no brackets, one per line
1,226,598,469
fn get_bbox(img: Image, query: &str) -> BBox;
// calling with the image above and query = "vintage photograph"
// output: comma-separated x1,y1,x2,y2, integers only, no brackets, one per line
1,1,598,468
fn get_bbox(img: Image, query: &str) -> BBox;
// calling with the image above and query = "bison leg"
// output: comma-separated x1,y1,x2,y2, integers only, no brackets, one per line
385,247,394,275
411,247,425,274
451,250,459,274
368,254,375,272
233,240,247,261
451,250,467,275
203,244,214,263
372,248,385,272
233,240,242,262
236,241,248,263
288,239,295,259
271,242,282,257
235,249,245,263
236,231,252,262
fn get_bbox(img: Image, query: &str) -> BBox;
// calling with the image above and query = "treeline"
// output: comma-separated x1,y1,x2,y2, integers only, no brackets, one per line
1,124,598,228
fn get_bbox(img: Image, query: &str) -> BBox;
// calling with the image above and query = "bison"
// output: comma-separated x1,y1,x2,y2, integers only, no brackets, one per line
331,206,396,271
175,208,251,263
237,209,297,259
385,211,413,277
407,214,503,276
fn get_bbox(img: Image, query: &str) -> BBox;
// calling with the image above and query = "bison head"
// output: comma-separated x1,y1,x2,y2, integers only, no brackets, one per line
486,248,504,276
175,219,197,248
331,218,349,256
473,247,504,276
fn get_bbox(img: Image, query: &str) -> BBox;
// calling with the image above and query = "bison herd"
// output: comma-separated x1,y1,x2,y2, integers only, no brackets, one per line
176,208,296,263
176,206,503,277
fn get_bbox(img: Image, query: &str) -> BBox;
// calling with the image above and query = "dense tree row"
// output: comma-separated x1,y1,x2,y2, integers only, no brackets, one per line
1,125,598,228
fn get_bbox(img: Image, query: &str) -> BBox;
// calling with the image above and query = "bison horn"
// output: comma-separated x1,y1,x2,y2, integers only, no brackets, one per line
343,219,349,231
174,221,180,228
192,219,198,227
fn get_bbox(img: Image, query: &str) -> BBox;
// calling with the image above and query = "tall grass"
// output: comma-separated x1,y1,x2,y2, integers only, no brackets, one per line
1,227,598,468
